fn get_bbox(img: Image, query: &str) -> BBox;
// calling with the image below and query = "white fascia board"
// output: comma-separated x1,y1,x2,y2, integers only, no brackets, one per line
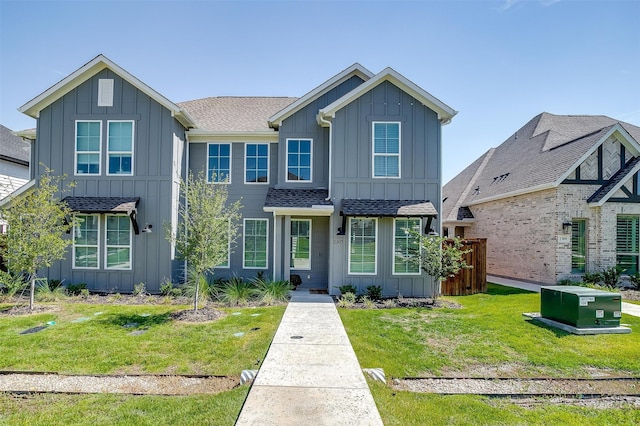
267,63,374,129
14,129,36,141
464,182,556,206
186,130,279,143
319,67,457,124
442,219,475,227
553,123,640,186
590,161,640,207
0,179,35,207
19,54,196,128
263,205,334,216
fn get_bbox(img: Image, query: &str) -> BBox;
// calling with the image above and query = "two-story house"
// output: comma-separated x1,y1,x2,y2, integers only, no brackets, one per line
443,113,640,284
17,55,456,296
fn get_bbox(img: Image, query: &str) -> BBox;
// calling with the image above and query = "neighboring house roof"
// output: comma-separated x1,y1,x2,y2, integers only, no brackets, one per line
18,54,196,128
0,124,30,165
268,63,374,129
443,113,640,217
341,199,437,217
319,67,457,124
179,97,297,133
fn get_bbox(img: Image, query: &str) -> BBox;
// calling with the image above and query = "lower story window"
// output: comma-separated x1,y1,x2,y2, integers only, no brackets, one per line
244,218,268,268
394,218,421,275
617,215,639,275
73,214,99,269
105,215,132,269
571,219,587,274
291,219,311,270
349,217,377,274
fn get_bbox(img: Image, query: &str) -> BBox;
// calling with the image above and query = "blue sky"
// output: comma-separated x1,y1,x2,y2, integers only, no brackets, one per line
1,0,639,182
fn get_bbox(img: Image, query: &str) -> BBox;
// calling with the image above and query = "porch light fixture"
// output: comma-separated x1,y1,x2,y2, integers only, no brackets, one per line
141,224,153,233
562,221,572,234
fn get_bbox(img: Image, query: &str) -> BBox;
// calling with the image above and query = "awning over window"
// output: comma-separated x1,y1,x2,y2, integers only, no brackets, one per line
338,199,438,235
62,197,140,234
263,188,334,216
341,199,437,217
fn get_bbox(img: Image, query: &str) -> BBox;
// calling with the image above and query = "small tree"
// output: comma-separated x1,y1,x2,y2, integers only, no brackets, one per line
166,171,241,311
409,233,471,296
0,170,73,310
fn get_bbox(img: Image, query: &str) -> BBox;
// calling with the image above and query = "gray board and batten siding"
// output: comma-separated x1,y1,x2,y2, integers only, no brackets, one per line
34,69,187,292
328,80,443,297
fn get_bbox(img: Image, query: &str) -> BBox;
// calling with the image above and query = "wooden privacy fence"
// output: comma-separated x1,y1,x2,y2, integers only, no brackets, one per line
441,238,487,296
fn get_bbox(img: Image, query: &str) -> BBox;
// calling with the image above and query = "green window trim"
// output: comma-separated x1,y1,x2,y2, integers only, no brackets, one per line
571,219,587,274
290,219,311,270
617,215,639,275
348,217,377,275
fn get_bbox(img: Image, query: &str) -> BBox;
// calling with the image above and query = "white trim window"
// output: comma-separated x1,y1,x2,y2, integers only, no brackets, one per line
75,120,102,175
73,214,100,269
286,139,313,182
393,218,422,275
208,143,232,183
291,219,311,270
348,217,377,275
105,215,132,269
372,122,401,178
243,218,269,269
107,121,134,175
245,143,269,184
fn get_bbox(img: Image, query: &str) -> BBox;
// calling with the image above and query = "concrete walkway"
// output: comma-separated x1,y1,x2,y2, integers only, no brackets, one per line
488,275,640,317
236,289,383,425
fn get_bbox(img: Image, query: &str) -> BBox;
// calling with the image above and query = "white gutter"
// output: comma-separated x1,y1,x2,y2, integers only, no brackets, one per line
318,114,333,201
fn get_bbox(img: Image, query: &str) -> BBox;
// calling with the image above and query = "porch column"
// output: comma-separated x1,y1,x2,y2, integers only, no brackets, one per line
283,215,291,282
273,214,282,281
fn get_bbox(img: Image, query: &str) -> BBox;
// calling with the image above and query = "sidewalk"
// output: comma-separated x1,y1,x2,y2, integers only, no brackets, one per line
488,275,640,317
236,289,383,425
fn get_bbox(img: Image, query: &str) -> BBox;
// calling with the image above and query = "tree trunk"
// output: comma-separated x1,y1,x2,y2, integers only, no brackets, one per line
194,273,200,312
29,275,35,311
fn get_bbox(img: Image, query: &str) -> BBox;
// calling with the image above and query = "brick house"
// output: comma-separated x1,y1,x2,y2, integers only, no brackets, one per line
443,113,640,284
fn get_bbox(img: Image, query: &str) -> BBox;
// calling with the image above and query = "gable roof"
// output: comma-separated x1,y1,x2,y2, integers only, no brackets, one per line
319,67,457,124
179,97,297,134
0,124,30,165
19,54,196,128
443,113,640,213
587,156,640,206
267,63,374,129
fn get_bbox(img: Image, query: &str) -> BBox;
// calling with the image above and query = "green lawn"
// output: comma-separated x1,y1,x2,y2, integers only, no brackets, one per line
340,284,640,378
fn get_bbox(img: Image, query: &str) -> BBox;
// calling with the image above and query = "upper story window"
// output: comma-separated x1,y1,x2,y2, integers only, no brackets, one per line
286,139,312,182
208,143,231,183
107,121,134,175
75,121,102,175
245,143,269,184
372,122,401,178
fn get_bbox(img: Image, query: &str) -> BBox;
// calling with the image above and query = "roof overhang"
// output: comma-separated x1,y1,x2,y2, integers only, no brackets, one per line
63,196,141,234
442,219,475,227
0,179,35,207
318,67,457,125
263,205,334,216
14,129,36,141
186,129,279,143
268,63,374,129
341,199,438,217
18,54,196,129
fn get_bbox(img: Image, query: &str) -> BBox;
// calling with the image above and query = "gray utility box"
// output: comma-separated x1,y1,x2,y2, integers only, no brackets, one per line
541,286,622,328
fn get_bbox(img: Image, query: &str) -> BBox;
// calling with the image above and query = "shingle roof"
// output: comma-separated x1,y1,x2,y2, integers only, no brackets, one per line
178,97,298,132
264,188,332,208
443,113,640,211
63,197,139,213
456,206,474,220
341,199,437,217
588,156,640,203
0,124,30,164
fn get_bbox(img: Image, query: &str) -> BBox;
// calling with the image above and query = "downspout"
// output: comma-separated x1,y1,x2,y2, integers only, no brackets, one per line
318,114,333,201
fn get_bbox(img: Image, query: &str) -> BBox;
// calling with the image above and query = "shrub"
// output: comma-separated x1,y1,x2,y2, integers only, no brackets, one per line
182,269,217,303
253,278,292,305
360,295,376,309
582,271,602,285
337,292,356,308
66,283,88,296
219,276,256,306
382,299,398,308
35,279,67,302
601,266,624,289
160,279,182,297
0,271,27,299
629,273,640,291
338,284,358,295
133,282,147,297
365,285,382,300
